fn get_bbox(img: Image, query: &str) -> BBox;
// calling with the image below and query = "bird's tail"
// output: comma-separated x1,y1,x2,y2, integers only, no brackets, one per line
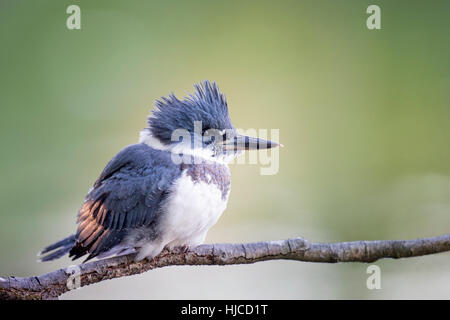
37,234,77,262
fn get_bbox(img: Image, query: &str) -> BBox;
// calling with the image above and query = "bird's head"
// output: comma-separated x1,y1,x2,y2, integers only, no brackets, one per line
140,81,281,162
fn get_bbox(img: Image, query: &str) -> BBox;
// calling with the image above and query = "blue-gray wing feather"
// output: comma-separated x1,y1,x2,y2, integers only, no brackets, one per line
69,143,181,261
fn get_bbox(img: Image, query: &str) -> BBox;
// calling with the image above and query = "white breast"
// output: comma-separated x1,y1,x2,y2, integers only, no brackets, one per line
159,171,230,248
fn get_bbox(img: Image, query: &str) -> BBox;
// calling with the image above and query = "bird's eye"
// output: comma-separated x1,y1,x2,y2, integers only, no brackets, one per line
202,129,214,145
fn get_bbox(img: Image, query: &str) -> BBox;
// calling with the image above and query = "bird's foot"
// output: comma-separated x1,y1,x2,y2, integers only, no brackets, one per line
172,244,190,254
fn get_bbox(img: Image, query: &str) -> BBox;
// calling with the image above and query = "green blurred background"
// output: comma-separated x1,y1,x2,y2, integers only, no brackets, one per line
1,0,449,299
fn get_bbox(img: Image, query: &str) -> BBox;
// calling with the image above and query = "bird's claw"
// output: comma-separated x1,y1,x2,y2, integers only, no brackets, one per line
173,245,190,254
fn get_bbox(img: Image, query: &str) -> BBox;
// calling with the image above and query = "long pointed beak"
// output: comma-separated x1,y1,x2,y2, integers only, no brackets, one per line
222,134,282,151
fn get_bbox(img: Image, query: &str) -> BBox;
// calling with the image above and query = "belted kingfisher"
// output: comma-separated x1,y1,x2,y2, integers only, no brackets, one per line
38,81,281,262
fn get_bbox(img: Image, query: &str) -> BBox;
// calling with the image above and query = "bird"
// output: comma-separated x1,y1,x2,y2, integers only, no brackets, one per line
38,80,281,263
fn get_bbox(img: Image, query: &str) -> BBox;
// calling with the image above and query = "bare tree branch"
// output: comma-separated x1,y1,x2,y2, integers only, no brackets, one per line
1,234,450,300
